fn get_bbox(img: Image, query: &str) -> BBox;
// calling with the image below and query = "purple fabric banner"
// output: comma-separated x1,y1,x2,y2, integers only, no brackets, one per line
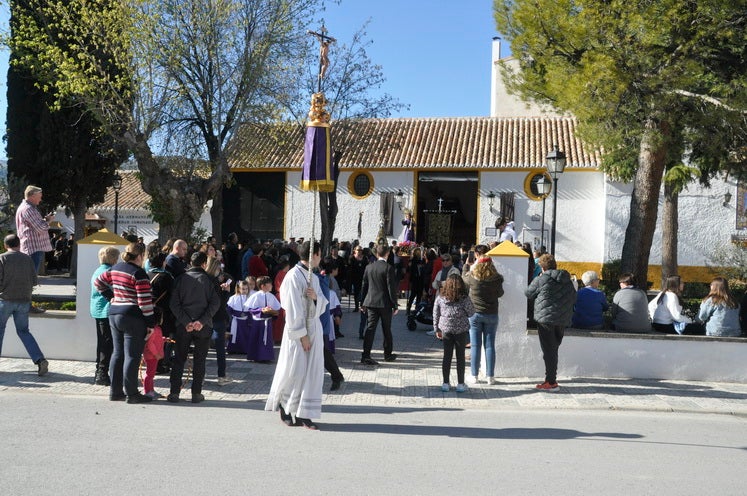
301,125,335,192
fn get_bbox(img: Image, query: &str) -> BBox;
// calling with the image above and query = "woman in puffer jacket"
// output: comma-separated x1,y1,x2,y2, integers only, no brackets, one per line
525,254,576,392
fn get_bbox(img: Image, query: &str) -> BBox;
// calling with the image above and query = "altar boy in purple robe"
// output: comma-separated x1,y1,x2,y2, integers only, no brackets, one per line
245,276,281,362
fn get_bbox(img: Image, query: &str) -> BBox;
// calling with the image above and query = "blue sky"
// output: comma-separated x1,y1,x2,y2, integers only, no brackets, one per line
0,1,503,160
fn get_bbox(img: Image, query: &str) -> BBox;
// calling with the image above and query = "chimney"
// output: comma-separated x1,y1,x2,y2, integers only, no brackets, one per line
490,37,502,117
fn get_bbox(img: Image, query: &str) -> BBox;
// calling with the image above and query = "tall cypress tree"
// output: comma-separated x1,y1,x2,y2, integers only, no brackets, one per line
6,0,128,273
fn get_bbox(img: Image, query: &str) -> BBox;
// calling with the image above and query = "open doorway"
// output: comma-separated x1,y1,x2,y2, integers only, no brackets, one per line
417,171,478,248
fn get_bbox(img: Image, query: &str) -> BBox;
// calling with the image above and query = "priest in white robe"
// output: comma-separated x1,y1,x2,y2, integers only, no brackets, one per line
265,241,327,430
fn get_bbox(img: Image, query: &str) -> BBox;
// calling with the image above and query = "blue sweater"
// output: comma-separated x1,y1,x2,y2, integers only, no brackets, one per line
90,264,112,319
572,287,608,329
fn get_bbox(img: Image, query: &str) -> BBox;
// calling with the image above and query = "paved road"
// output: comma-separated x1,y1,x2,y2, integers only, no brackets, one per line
4,288,747,494
1,391,745,495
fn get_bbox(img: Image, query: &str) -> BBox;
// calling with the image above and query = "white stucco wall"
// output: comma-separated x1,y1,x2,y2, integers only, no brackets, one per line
285,170,415,244
488,248,747,383
286,169,606,259
604,176,737,267
480,170,606,263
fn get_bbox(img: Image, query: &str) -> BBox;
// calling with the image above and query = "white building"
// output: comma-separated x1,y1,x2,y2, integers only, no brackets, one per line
223,38,743,284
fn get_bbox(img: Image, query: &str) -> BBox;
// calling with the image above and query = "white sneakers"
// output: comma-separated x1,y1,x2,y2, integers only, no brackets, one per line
466,375,497,385
456,383,468,393
441,383,450,392
217,376,233,386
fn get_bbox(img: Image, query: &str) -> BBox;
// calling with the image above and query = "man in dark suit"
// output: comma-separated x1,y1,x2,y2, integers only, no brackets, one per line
360,243,399,365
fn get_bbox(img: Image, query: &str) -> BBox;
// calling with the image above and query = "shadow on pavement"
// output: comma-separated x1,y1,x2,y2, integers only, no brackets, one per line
321,422,644,440
567,377,747,401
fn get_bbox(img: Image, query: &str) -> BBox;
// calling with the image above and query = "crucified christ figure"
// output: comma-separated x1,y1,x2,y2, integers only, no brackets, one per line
308,27,336,84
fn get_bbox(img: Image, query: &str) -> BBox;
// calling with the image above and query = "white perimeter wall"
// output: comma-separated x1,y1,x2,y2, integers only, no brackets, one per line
604,176,738,267
491,253,747,383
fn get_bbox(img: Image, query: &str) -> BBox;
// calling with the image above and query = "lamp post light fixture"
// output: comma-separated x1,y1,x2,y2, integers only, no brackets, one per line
487,191,495,210
545,145,566,255
112,172,122,234
535,175,552,250
723,191,732,207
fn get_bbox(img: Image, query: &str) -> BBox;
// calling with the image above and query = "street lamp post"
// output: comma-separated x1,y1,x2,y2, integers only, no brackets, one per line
112,173,122,234
545,145,566,255
535,175,552,250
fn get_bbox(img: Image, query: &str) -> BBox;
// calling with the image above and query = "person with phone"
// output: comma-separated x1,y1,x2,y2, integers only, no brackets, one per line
15,186,53,310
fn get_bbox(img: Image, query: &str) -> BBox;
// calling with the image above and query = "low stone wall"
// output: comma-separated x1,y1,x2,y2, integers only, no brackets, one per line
494,328,747,383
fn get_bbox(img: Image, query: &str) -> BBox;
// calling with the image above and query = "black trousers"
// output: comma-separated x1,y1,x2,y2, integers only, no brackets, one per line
537,323,564,384
94,317,113,373
324,346,344,382
652,322,677,334
169,327,211,395
362,307,394,359
442,331,468,384
406,282,423,313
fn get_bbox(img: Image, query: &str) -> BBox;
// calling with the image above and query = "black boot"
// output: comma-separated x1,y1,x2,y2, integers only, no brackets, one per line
94,368,110,386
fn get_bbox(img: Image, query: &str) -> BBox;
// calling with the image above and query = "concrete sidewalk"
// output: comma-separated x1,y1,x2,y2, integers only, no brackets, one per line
2,297,746,417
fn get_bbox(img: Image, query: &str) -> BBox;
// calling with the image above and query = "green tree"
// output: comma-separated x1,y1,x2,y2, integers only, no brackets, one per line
8,0,322,241
495,0,747,286
6,0,128,277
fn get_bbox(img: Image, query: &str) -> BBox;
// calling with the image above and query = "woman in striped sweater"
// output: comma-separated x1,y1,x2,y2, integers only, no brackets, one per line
95,243,156,404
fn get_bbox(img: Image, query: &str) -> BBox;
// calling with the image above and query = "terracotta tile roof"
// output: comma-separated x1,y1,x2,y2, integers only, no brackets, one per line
95,171,151,210
226,116,601,170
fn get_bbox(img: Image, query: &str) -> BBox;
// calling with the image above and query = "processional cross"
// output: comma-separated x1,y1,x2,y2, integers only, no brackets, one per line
308,26,337,92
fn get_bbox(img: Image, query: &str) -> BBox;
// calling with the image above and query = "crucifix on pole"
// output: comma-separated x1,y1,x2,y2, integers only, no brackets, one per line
307,26,337,93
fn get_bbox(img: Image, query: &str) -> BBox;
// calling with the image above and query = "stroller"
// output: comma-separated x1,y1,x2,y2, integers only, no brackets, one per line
407,300,433,331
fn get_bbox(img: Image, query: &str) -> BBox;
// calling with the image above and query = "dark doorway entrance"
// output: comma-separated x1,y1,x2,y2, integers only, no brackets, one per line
222,172,285,242
417,171,478,248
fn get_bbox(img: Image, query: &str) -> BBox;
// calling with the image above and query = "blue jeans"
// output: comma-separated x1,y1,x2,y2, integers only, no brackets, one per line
30,251,45,274
0,300,44,363
109,313,147,397
468,312,498,377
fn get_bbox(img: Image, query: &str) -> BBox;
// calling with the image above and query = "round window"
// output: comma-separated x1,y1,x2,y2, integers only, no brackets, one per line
524,171,552,201
348,171,374,199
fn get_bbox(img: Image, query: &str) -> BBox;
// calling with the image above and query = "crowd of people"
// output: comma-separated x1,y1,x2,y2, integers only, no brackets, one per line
3,185,747,429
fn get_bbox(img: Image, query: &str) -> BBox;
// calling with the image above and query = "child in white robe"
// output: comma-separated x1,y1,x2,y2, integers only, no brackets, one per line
244,276,281,362
227,281,251,354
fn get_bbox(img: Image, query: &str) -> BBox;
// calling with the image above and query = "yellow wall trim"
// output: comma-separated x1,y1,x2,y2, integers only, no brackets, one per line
556,262,722,287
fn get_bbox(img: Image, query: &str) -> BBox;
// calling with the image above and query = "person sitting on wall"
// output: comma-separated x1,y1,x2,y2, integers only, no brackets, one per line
571,271,609,330
648,275,692,334
610,273,651,332
697,277,741,337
